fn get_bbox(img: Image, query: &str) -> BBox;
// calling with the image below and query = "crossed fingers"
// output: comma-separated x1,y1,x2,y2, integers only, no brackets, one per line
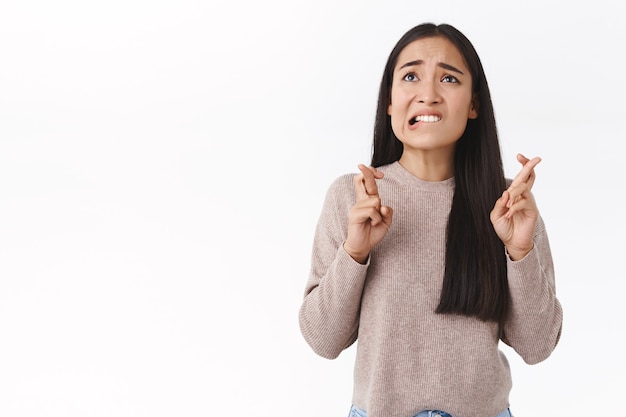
505,153,541,213
354,164,383,201
352,164,386,225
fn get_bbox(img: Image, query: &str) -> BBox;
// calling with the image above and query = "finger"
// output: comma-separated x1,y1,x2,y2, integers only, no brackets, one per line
358,164,383,196
365,165,385,180
510,155,541,188
525,167,537,191
351,195,382,218
507,157,540,206
355,195,382,211
518,154,540,190
353,205,383,226
516,153,530,165
506,182,532,208
505,189,538,219
353,172,369,201
380,206,393,228
505,196,531,219
490,190,510,221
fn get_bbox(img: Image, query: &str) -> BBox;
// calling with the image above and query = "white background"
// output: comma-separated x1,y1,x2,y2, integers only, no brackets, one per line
1,0,624,416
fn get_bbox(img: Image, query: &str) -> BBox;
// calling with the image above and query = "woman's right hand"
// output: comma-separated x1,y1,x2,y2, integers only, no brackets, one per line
343,164,393,264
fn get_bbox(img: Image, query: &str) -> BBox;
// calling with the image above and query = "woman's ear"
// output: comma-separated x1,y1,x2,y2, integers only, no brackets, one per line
469,94,479,119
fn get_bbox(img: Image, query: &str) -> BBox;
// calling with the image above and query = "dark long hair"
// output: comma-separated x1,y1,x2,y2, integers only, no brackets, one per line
371,23,509,327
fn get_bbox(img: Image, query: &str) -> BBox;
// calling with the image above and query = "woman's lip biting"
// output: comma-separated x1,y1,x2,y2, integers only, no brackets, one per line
408,113,443,127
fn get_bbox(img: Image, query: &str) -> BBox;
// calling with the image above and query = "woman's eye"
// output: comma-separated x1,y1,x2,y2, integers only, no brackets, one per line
442,74,459,83
403,73,418,82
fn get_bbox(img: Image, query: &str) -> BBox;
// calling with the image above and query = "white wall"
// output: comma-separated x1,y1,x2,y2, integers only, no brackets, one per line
0,0,623,415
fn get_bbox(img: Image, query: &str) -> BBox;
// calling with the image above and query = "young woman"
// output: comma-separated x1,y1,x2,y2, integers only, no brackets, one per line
299,23,563,417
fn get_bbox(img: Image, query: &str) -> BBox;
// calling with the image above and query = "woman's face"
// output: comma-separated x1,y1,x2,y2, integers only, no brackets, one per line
388,36,478,156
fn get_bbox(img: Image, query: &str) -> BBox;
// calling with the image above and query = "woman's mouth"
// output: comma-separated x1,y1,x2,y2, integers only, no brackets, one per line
409,115,442,125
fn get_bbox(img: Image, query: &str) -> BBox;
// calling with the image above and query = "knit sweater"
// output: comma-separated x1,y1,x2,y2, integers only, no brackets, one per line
299,162,563,417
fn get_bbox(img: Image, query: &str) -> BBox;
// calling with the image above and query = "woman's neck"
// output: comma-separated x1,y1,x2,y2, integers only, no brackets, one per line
398,150,455,181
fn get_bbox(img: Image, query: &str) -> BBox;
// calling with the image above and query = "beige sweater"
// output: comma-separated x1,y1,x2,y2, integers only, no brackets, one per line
299,162,562,417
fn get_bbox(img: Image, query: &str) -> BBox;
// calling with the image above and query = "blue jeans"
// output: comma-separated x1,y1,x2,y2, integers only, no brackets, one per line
348,405,513,417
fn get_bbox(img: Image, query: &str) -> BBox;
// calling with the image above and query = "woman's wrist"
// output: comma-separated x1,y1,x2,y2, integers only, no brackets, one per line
343,242,369,264
506,244,533,261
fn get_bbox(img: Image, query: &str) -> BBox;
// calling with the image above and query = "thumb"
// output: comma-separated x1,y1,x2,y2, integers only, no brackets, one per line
381,206,393,227
490,191,509,222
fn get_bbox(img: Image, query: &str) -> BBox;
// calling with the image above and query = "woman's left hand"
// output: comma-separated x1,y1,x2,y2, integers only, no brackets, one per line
490,154,541,261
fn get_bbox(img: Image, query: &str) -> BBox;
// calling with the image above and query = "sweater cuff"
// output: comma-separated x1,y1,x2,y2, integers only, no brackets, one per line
506,246,544,295
324,245,370,304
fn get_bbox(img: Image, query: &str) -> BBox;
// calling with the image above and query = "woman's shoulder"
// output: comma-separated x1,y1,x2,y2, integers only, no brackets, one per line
327,171,355,192
326,162,398,193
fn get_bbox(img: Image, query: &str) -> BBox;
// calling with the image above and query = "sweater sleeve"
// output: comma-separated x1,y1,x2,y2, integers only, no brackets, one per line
298,176,369,359
501,216,563,364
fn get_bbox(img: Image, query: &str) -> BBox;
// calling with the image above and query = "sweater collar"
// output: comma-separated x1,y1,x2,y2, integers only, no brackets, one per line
384,161,455,191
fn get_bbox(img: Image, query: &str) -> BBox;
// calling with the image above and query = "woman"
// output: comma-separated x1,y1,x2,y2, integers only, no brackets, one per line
299,23,562,417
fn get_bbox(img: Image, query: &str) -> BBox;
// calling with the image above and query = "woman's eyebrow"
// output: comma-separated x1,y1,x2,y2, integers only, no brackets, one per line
399,59,424,69
398,60,465,75
439,62,464,75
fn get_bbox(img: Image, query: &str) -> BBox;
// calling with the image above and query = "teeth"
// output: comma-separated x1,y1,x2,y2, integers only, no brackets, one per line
414,115,441,123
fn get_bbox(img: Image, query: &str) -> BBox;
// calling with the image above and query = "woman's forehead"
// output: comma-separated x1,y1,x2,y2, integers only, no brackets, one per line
395,37,466,71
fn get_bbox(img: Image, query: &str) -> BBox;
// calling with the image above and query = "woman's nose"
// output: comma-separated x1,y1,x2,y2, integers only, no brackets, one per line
415,80,441,104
